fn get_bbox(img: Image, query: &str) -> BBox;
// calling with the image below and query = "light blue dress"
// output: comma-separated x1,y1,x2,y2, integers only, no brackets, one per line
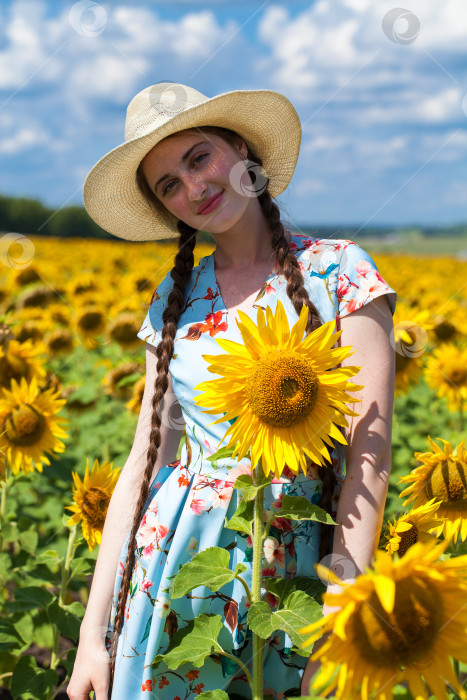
107,231,397,699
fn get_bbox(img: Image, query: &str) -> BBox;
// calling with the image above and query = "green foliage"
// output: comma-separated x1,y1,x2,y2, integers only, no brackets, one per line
171,546,247,599
274,495,336,525
247,590,322,657
152,613,224,669
197,691,230,700
265,576,327,607
225,497,255,537
233,473,273,501
10,655,58,700
46,600,85,643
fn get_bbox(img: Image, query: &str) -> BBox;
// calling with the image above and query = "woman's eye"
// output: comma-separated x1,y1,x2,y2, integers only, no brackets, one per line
162,154,208,196
163,181,175,195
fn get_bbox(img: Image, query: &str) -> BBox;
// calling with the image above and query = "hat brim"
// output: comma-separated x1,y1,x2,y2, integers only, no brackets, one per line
82,88,301,241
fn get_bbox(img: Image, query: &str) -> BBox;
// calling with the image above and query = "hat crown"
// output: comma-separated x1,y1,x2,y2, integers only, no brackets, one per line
124,82,208,141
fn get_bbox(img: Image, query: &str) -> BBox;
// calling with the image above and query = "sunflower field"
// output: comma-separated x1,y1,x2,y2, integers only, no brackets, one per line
0,234,466,700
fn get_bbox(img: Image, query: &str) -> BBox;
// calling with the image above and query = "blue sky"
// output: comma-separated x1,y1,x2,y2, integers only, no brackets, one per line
0,0,466,227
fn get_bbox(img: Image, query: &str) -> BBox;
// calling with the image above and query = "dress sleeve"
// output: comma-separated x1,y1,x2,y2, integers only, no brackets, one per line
136,272,173,348
336,241,397,319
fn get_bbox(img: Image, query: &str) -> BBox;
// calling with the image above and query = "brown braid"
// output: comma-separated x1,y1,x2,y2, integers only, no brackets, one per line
107,220,197,695
108,125,341,694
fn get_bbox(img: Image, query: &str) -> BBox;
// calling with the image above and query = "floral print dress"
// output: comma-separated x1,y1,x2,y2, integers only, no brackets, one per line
107,232,397,699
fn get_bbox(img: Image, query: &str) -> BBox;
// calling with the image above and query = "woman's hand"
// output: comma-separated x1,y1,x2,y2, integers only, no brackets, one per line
300,631,336,698
66,626,111,700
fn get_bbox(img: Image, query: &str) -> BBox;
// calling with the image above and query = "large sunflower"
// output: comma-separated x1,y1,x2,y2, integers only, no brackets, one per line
381,498,442,556
398,436,467,543
0,337,47,394
424,343,467,412
66,458,121,552
0,375,69,475
299,539,467,700
193,300,362,477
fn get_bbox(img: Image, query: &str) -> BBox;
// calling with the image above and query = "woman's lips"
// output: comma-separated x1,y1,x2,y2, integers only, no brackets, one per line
198,191,224,214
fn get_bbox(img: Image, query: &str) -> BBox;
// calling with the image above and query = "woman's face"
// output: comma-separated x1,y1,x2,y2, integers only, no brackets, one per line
140,129,253,233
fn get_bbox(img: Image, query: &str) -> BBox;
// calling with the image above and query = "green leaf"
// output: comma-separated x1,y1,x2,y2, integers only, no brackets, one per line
197,691,230,700
10,654,58,700
19,528,39,552
46,600,84,642
0,552,11,581
36,549,61,564
233,474,272,502
247,590,321,655
274,495,337,525
13,586,55,611
70,556,96,577
224,498,254,537
152,613,223,669
11,611,34,651
172,547,246,599
30,609,54,648
0,619,25,651
206,445,237,462
266,576,326,607
60,647,77,676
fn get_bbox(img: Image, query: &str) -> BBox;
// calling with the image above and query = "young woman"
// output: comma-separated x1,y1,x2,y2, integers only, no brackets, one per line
68,82,397,699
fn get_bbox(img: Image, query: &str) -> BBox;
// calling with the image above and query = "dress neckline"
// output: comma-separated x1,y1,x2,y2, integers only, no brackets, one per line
208,252,278,326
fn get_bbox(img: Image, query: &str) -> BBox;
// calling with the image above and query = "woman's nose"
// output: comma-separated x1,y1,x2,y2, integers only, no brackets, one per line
186,176,207,201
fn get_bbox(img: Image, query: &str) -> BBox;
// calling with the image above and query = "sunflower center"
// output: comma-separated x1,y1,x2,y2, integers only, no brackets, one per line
435,320,456,340
425,459,467,511
397,523,418,557
0,355,29,391
395,353,412,373
245,351,319,428
81,487,111,530
448,368,467,385
4,405,46,446
352,578,443,667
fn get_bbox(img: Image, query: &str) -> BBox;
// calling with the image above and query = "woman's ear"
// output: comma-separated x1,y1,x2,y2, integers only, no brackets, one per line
234,136,249,160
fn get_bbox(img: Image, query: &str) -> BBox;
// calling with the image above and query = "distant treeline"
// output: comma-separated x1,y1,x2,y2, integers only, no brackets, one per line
0,193,465,241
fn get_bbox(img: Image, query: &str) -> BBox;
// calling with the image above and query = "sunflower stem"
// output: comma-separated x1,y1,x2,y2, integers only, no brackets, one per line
48,523,79,697
454,659,460,687
251,459,266,700
0,461,10,552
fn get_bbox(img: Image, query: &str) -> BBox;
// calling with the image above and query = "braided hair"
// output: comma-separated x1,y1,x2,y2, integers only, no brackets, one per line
107,126,341,694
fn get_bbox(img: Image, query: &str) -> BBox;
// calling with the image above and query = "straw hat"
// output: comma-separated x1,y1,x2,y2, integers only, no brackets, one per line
82,82,302,241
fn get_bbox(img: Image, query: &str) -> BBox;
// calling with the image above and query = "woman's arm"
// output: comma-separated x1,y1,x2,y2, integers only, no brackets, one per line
323,293,395,608
300,293,395,695
79,342,185,639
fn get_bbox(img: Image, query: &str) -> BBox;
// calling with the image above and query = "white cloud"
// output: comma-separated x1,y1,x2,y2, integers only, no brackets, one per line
68,53,148,103
296,178,326,195
0,126,50,154
257,0,466,123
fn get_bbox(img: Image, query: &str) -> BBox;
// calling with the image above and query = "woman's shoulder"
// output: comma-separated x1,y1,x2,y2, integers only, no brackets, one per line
288,230,354,259
287,231,382,272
